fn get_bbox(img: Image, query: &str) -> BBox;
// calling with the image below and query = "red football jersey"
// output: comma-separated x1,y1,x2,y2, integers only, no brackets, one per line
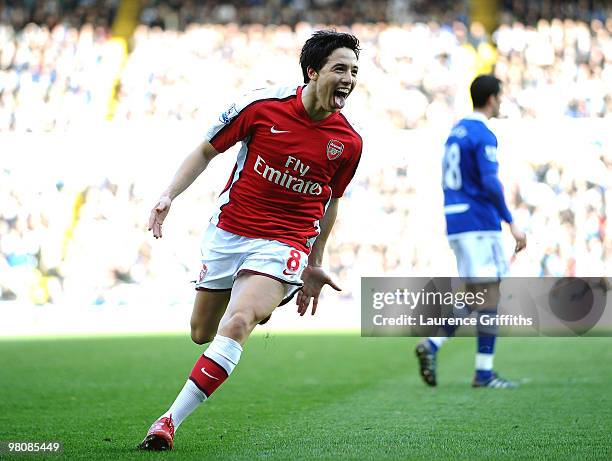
206,85,362,253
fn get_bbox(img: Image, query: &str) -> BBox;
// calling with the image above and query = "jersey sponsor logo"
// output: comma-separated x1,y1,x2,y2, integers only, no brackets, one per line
327,139,344,160
200,367,219,380
198,263,208,282
219,103,238,124
253,155,323,195
270,125,291,134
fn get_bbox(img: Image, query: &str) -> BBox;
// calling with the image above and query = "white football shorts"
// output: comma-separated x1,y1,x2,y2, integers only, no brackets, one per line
447,231,509,281
195,224,308,305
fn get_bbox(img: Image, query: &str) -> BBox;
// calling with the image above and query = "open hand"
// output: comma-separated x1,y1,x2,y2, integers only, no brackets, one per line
510,223,527,254
148,196,172,238
296,266,341,316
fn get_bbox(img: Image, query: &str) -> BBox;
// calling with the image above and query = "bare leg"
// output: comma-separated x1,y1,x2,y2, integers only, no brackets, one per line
190,289,231,344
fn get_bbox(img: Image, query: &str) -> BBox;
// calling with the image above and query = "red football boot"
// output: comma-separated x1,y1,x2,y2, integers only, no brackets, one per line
138,415,175,451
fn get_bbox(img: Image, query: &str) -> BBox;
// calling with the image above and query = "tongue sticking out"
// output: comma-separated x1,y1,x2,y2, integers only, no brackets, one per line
333,94,346,109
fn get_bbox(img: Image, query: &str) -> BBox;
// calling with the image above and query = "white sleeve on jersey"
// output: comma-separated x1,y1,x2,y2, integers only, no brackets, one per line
206,86,298,142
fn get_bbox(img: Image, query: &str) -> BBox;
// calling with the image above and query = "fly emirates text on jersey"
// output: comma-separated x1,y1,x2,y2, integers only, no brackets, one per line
253,155,323,195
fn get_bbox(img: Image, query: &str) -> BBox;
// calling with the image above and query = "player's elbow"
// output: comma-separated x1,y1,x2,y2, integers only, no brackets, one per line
481,175,503,196
201,140,219,163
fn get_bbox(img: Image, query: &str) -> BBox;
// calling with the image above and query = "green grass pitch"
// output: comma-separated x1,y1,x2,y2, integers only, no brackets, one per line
1,334,611,460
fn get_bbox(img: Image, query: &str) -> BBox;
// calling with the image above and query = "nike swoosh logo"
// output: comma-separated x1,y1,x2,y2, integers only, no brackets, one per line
201,367,219,380
271,125,290,134
282,269,293,276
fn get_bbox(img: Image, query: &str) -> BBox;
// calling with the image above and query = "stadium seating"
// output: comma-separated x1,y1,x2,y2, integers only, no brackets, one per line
1,1,611,305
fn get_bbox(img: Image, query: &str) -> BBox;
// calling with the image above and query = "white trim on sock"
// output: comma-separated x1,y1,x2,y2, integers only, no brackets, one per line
429,337,449,348
203,335,243,375
162,379,206,429
475,353,494,371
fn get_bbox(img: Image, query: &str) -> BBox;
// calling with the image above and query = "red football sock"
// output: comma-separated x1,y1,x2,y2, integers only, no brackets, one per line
188,355,229,397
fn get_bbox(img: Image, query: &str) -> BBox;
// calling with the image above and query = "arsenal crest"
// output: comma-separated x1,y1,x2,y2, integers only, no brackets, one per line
198,263,208,282
326,139,344,160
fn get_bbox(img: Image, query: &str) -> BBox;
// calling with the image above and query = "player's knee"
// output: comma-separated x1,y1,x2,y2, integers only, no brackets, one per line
190,325,214,345
223,311,255,338
467,282,500,309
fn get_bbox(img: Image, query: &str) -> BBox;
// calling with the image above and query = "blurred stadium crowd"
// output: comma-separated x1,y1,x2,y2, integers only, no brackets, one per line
1,0,611,305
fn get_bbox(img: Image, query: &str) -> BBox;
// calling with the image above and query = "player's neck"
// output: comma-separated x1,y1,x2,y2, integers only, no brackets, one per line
474,107,492,119
301,84,334,121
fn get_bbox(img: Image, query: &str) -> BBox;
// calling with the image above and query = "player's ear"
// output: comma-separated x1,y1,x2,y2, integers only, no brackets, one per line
307,66,319,81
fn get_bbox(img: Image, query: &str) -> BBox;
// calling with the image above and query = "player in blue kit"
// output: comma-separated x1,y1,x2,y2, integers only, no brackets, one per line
416,75,527,388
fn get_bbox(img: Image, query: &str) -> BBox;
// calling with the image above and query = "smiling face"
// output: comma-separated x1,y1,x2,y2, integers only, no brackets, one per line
307,47,358,114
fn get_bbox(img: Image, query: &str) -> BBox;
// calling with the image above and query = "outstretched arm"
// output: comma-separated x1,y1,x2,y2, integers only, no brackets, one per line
148,140,219,238
296,198,342,316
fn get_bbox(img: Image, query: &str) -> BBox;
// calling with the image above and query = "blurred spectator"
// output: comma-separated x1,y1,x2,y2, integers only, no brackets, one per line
0,0,118,30
2,2,612,130
2,119,609,305
500,0,610,25
0,21,125,131
493,16,612,118
1,2,612,306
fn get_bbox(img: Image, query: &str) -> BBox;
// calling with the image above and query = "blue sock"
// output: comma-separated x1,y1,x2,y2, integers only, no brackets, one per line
426,338,440,353
475,309,498,382
442,322,459,337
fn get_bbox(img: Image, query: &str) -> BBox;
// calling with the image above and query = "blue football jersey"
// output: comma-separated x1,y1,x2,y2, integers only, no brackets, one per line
442,113,513,235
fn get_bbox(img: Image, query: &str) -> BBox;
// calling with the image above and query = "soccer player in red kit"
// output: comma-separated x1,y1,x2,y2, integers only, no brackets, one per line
138,30,362,451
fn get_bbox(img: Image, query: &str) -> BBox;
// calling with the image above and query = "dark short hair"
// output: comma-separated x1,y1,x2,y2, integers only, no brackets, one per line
470,74,501,108
300,30,360,84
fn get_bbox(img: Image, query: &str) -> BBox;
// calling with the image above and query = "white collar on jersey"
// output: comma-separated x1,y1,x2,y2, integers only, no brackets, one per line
463,111,491,127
